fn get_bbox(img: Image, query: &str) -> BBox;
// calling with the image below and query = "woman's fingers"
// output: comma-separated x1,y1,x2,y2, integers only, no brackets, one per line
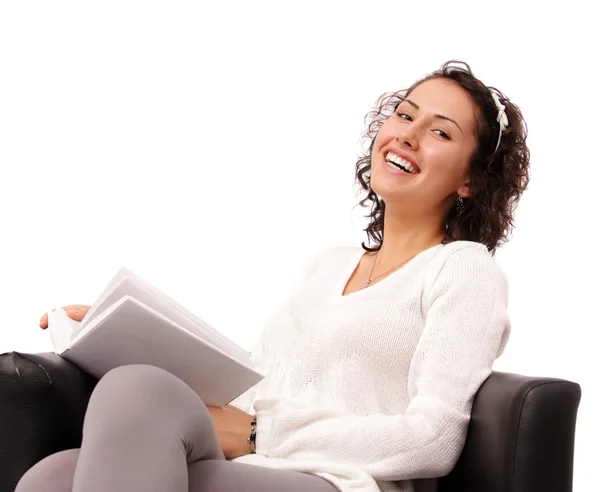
39,307,61,329
65,306,90,322
40,305,90,329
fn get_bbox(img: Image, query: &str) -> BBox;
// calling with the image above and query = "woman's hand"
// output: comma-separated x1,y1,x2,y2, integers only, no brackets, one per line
206,404,255,459
39,304,91,329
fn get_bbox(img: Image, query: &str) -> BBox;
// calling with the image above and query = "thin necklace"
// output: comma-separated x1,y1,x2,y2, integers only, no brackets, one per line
360,250,421,290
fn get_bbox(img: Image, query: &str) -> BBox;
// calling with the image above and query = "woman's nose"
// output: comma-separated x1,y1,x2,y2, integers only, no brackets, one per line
397,125,419,150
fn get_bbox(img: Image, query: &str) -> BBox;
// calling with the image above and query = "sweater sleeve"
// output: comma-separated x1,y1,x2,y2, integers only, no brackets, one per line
252,248,511,481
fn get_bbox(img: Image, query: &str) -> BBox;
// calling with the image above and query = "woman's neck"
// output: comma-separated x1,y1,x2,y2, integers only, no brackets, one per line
375,210,445,266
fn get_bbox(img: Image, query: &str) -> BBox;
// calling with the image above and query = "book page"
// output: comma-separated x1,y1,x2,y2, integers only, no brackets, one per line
47,307,82,354
71,268,250,364
79,268,131,326
65,296,264,407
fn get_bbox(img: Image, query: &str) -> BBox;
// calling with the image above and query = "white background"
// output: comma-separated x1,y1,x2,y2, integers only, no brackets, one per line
1,1,597,490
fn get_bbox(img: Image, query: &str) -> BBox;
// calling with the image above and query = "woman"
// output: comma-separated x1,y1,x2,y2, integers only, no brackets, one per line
18,60,530,492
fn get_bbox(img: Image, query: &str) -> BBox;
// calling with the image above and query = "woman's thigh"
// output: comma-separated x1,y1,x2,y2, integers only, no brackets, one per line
189,459,339,492
15,449,79,492
17,451,339,492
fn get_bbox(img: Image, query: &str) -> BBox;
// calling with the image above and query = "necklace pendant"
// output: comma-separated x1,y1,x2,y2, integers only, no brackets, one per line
360,280,371,290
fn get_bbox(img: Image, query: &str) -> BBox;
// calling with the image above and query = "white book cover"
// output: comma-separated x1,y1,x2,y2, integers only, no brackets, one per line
46,268,264,407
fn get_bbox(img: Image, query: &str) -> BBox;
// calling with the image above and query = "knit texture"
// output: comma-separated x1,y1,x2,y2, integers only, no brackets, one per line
230,240,510,492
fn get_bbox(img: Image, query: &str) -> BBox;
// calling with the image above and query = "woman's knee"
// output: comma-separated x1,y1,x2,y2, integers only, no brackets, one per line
84,365,210,434
89,365,191,410
15,449,79,492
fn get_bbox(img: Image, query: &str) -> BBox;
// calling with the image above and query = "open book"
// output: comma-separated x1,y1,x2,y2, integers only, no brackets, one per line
46,267,264,407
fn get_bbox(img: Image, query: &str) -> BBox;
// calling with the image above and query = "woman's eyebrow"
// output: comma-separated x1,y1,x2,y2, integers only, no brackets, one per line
402,98,463,134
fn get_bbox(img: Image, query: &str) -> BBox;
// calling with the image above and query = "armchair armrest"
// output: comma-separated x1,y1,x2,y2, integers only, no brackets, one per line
439,371,581,492
0,351,97,492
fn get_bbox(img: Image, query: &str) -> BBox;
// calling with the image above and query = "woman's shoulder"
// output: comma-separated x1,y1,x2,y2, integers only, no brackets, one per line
437,240,496,265
440,239,490,256
427,240,508,288
326,241,490,260
309,241,504,282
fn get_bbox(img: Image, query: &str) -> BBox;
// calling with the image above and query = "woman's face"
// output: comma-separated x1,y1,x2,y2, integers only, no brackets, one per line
370,77,480,218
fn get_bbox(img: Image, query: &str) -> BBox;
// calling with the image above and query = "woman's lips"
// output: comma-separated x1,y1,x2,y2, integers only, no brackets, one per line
381,153,418,176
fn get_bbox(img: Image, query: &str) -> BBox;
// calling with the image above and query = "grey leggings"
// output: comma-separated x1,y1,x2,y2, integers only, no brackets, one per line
15,364,339,492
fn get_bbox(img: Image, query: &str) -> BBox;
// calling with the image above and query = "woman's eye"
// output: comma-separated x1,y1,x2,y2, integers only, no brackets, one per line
433,129,451,140
396,112,412,121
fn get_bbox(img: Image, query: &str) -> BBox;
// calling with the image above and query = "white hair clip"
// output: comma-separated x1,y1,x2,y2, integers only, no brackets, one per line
491,91,509,152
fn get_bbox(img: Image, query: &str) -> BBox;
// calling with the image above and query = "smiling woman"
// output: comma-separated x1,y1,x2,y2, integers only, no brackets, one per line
356,61,530,257
16,61,531,492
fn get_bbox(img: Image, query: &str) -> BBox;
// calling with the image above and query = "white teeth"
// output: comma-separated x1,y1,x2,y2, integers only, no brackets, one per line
385,152,418,174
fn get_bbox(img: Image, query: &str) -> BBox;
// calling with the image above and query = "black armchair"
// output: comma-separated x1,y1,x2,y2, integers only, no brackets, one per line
0,351,581,492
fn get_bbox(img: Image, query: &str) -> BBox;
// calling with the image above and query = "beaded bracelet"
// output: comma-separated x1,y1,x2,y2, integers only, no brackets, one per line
248,417,257,454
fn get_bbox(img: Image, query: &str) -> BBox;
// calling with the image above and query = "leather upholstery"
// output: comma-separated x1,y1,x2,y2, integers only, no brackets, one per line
439,372,581,492
0,352,96,492
0,352,581,492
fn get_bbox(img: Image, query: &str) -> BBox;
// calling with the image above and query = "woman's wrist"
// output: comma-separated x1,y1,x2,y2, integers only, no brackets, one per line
248,416,257,454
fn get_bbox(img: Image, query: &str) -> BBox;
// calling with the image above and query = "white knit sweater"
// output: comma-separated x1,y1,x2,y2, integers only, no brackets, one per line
230,240,510,492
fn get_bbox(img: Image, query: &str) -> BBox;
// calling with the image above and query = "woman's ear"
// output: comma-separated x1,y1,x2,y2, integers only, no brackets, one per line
457,185,472,199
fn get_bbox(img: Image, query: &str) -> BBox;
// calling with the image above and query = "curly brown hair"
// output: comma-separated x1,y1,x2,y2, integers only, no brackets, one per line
354,60,530,256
